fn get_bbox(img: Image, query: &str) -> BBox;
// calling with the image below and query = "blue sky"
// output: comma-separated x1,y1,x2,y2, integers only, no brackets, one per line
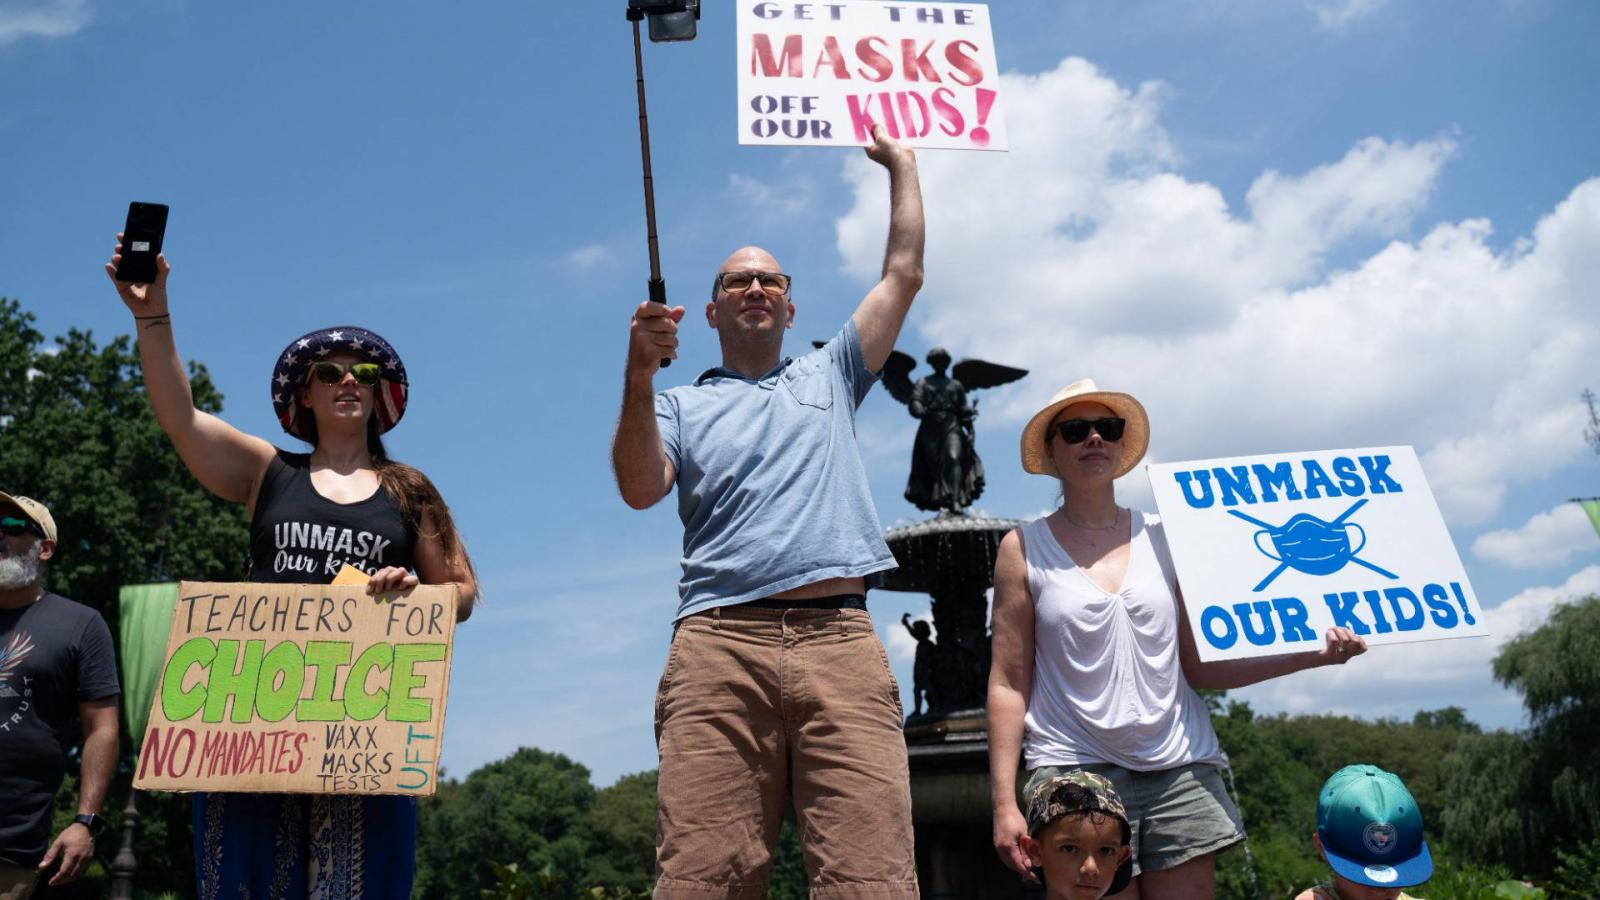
4,0,1598,785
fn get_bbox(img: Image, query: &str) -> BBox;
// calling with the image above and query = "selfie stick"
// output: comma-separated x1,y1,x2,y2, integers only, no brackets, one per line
630,12,670,368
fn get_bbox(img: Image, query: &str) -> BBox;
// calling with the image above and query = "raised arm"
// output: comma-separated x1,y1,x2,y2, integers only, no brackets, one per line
987,529,1038,881
612,300,683,509
105,237,275,506
851,124,925,373
1176,586,1368,690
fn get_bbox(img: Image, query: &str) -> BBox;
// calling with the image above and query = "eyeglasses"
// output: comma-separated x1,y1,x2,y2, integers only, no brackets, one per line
0,516,43,539
717,271,792,296
308,361,382,386
1054,417,1126,444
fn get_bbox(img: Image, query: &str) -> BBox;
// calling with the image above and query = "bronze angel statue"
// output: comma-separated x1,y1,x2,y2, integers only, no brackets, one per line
884,347,1027,513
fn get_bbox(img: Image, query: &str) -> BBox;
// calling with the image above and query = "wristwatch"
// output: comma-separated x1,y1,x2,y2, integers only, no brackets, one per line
72,813,105,836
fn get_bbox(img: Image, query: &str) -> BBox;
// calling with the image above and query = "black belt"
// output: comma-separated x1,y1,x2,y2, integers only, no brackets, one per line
741,594,867,611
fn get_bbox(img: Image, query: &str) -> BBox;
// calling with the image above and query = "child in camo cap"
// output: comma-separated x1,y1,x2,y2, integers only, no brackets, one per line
1025,770,1134,899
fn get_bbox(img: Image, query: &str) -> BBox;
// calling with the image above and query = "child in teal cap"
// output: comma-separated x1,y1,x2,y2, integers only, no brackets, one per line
1296,764,1432,900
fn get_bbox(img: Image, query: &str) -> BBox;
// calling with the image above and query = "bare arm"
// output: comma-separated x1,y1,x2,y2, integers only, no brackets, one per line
1176,587,1367,690
39,698,117,885
851,125,925,373
105,240,275,505
74,698,117,816
612,301,682,509
409,506,479,622
987,530,1037,880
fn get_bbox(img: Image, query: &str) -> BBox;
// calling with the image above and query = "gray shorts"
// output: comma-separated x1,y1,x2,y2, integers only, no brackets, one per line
1024,761,1245,876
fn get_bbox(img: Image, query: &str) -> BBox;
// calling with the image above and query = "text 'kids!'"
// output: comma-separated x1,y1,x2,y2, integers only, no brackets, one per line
1297,765,1432,900
1025,771,1134,900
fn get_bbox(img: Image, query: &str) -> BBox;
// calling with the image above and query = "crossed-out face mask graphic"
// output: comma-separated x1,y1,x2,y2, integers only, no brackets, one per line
1229,499,1399,592
1256,513,1365,576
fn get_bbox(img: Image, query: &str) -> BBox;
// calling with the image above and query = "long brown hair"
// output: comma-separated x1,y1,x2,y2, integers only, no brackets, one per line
294,405,476,586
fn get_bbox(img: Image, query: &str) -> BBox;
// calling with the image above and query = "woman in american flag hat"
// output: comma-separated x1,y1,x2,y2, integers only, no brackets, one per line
108,239,477,899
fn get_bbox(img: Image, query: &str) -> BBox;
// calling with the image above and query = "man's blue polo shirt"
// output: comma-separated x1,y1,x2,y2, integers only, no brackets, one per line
655,320,897,620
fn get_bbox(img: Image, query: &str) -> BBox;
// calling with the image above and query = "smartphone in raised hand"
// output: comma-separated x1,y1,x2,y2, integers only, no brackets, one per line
114,201,169,283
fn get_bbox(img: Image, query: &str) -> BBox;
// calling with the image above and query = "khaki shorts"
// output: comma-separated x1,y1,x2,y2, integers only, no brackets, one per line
654,605,918,899
0,865,38,900
1025,761,1245,875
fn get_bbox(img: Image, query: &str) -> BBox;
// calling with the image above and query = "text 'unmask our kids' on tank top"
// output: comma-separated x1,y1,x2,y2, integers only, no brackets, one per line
248,450,416,584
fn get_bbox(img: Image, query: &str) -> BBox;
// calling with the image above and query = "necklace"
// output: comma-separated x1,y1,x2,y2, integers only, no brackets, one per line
1063,507,1122,531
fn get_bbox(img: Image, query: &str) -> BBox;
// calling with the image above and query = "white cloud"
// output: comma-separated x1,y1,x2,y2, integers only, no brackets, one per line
0,0,91,45
886,606,933,662
565,243,616,274
834,56,1599,527
1473,502,1600,569
1235,565,1600,724
1307,0,1389,31
728,172,815,217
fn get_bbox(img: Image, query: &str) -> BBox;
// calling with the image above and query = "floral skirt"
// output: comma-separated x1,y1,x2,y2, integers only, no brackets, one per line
191,793,416,900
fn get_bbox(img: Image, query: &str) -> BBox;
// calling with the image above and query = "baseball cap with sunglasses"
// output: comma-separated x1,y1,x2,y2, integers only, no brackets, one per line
0,492,56,542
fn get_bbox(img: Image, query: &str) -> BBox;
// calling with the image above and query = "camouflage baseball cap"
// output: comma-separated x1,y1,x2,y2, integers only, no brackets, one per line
1026,770,1129,835
1025,770,1133,894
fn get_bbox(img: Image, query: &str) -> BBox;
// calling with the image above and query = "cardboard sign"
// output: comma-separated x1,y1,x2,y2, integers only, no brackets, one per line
737,1,1007,151
1148,447,1488,662
135,581,456,796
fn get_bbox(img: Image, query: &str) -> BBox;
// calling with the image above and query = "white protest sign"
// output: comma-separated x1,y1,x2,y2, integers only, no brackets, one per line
1148,447,1489,662
736,1,1007,151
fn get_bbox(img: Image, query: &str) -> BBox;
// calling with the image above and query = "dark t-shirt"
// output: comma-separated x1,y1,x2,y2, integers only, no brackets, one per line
0,592,120,866
248,450,416,584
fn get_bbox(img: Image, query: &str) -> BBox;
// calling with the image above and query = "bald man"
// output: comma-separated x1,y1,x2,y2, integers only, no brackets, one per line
612,124,924,899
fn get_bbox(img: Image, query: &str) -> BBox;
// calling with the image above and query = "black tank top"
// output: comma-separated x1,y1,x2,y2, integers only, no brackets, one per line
247,450,416,584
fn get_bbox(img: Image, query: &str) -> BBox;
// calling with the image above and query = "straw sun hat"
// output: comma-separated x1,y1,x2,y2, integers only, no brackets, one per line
1019,379,1150,478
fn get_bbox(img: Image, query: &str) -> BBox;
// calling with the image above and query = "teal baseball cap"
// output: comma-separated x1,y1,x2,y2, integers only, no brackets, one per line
1316,765,1433,888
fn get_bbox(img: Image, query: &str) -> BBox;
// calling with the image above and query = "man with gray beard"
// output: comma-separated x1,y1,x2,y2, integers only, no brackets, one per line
0,493,118,898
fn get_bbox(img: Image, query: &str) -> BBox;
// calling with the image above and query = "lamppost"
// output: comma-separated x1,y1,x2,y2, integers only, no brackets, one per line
626,0,700,368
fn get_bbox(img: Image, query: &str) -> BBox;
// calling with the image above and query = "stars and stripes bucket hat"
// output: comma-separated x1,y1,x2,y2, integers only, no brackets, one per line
271,326,409,441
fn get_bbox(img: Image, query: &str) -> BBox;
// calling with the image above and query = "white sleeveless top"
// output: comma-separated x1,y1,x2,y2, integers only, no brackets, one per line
1020,510,1223,771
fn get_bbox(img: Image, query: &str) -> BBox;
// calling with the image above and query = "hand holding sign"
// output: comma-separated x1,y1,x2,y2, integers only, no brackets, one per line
136,581,457,796
1151,447,1488,662
864,122,917,168
1319,626,1369,666
738,1,1007,151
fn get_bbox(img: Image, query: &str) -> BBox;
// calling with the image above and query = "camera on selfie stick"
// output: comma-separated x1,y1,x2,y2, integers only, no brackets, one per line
626,0,701,368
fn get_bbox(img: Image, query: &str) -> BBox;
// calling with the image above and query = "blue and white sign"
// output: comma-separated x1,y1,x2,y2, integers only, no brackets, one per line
1148,446,1489,662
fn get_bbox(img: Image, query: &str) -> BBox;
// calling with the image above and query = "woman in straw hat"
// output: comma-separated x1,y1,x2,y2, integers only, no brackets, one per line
107,241,477,898
987,380,1367,899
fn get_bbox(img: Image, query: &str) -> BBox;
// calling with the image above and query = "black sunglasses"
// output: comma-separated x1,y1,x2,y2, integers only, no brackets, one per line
0,516,44,538
308,361,382,386
1054,417,1126,444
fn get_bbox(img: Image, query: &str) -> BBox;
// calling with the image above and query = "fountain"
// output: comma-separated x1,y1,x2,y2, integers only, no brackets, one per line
875,347,1033,898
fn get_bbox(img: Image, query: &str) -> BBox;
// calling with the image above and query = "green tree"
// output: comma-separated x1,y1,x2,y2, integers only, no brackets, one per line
2,298,250,896
0,298,249,633
415,748,599,898
1443,595,1600,876
1211,698,1488,897
582,771,658,895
